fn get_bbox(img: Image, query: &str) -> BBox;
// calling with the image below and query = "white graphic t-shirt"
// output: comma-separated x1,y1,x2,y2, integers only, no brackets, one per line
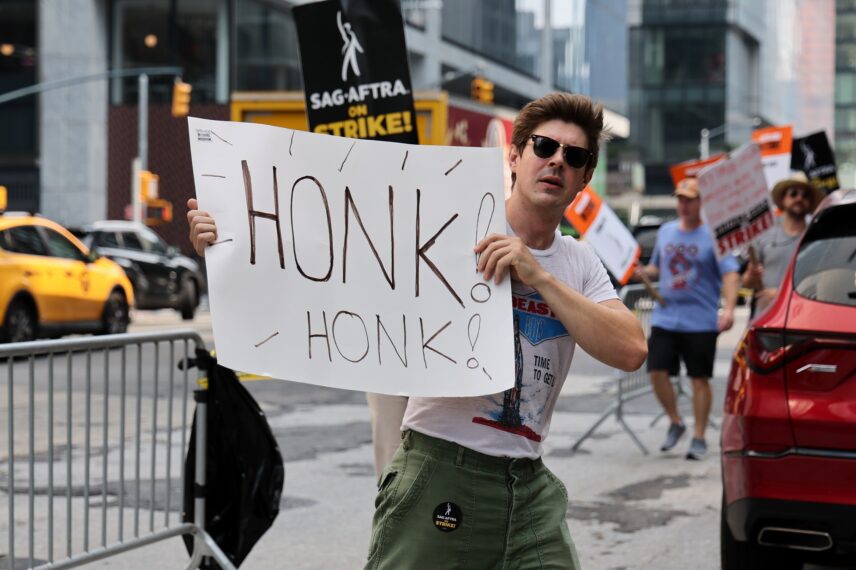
402,228,618,459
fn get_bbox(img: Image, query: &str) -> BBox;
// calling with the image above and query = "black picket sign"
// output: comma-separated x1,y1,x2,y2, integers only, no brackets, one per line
791,131,839,193
292,0,419,144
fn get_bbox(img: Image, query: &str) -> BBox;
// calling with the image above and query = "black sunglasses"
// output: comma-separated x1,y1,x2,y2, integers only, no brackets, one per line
529,134,592,169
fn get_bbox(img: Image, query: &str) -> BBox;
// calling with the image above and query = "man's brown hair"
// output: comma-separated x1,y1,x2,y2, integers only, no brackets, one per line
510,93,609,182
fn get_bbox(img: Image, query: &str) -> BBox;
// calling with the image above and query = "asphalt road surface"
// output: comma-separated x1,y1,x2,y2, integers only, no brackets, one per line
1,305,841,569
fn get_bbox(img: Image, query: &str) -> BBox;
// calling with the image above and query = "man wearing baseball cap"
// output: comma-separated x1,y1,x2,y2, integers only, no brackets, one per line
635,177,740,460
743,171,824,315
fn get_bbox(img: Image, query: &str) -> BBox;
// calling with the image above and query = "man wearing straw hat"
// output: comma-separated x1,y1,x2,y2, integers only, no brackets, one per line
742,171,824,314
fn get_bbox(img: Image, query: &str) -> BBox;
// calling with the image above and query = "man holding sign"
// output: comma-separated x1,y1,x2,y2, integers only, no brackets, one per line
635,178,739,460
188,93,647,568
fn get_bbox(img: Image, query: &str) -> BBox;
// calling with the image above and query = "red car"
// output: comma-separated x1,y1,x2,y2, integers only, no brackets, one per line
721,189,856,569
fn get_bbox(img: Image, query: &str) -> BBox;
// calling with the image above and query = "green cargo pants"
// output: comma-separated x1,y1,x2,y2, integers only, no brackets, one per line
365,430,581,569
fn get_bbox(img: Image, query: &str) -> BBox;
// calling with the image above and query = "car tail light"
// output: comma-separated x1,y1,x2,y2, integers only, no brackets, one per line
744,329,787,373
745,330,843,374
726,328,797,454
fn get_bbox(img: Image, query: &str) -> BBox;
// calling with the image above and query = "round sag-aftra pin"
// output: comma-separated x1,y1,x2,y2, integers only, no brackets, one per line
433,502,462,532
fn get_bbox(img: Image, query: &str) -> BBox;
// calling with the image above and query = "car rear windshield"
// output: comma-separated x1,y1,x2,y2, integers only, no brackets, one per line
793,203,856,308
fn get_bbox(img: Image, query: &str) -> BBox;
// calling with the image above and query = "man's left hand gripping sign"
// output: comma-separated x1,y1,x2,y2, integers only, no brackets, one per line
188,118,513,397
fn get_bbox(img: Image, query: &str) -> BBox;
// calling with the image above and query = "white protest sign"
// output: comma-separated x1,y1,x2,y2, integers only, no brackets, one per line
563,187,640,285
188,118,514,397
697,143,774,259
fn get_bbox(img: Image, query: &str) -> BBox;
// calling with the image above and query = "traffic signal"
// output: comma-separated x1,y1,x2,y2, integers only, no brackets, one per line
145,198,173,226
470,76,494,105
171,79,192,117
138,170,159,201
136,170,169,225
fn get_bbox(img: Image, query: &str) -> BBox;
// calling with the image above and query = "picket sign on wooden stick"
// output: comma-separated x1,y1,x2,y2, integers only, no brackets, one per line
696,143,775,261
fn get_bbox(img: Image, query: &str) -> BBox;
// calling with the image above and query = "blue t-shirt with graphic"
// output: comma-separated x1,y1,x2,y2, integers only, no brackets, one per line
651,221,739,332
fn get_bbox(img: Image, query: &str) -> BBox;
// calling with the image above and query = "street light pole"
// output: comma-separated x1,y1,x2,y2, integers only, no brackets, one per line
138,74,148,172
700,128,711,160
699,117,762,159
699,124,727,160
132,74,149,225
0,66,182,105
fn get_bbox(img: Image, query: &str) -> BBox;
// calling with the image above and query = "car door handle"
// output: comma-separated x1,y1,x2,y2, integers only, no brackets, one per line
796,364,838,374
65,271,73,277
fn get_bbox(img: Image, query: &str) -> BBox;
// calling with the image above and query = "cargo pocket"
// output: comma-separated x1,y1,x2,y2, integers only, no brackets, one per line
366,452,436,566
367,468,397,564
386,453,435,521
374,468,398,509
545,469,569,501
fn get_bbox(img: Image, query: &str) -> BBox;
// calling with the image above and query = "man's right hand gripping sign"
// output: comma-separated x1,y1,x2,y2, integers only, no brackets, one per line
187,198,217,257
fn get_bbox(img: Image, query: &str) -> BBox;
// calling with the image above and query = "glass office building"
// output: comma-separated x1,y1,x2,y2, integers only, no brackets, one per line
628,0,755,194
837,0,856,187
629,0,834,195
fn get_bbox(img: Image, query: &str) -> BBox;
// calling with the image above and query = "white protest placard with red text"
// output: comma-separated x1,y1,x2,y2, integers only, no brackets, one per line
696,143,774,259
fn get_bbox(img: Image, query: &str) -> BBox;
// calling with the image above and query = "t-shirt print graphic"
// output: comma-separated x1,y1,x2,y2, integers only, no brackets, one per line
511,291,567,345
471,292,568,442
666,243,699,290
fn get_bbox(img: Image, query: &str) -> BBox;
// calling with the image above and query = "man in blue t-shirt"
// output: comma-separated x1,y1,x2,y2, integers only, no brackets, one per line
635,178,739,460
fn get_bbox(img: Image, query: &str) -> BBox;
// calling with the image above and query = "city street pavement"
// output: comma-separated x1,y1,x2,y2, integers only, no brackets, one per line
68,304,749,569
15,303,839,569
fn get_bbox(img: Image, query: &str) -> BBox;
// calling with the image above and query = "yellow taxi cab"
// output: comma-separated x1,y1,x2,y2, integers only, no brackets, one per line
0,209,135,343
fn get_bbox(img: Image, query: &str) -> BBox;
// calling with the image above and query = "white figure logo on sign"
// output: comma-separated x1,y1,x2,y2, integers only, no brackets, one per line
337,11,364,82
800,140,816,171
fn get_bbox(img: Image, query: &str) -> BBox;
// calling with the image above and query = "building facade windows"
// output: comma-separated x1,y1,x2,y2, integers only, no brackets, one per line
234,0,303,92
636,0,726,25
441,0,540,79
836,43,856,68
836,71,856,104
837,0,856,181
628,0,783,195
0,0,38,212
0,1,37,159
837,12,856,40
552,0,587,94
635,26,726,88
630,23,727,182
110,0,227,105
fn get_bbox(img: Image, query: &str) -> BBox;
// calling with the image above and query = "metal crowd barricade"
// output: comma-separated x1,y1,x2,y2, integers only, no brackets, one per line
571,284,658,455
0,330,235,570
